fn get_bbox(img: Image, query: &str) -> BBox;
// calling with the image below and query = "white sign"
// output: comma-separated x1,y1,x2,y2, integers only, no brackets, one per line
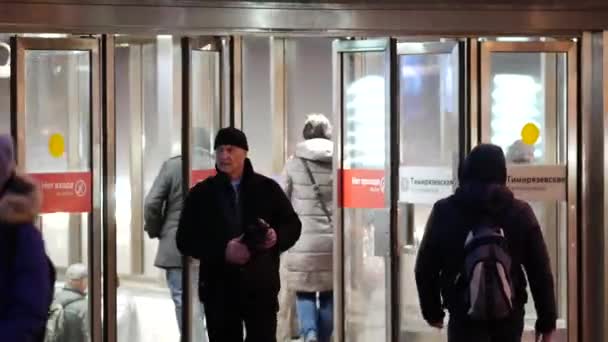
399,166,455,204
507,165,567,201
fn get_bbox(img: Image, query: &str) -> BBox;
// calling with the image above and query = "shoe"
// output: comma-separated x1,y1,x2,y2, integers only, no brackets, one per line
305,330,318,342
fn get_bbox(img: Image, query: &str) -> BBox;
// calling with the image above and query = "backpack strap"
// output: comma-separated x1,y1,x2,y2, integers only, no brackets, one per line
300,158,332,224
61,296,84,309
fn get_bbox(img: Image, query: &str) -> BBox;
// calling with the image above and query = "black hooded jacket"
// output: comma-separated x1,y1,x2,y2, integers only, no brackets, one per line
414,144,557,334
176,158,302,296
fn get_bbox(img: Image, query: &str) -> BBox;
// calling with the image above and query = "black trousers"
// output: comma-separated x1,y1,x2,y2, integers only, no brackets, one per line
203,288,279,342
448,311,525,342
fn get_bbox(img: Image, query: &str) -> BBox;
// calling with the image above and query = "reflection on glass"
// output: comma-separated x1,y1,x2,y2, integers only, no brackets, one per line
397,48,459,340
489,53,567,165
0,35,10,134
189,48,221,342
242,37,272,176
342,51,388,342
115,36,182,342
24,49,91,341
285,37,334,158
489,51,568,337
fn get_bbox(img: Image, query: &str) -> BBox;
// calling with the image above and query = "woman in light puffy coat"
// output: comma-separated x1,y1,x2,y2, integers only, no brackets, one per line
281,114,334,342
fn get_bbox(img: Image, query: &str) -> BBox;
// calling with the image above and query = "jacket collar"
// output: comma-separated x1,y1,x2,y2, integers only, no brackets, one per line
0,174,41,225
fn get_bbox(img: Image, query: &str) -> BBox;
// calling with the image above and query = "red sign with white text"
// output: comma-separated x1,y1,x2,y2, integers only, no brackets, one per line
190,169,216,188
29,172,92,214
341,169,386,209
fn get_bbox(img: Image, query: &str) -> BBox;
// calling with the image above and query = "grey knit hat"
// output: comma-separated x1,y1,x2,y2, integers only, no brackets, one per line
65,263,88,280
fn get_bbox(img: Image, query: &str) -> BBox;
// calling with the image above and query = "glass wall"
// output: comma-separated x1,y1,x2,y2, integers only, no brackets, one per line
242,36,272,176
114,35,182,342
285,37,334,157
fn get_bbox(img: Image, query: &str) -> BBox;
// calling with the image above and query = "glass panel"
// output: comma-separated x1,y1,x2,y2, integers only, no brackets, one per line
115,35,182,342
488,51,568,338
285,37,334,157
242,36,272,176
397,48,459,340
24,49,91,341
489,53,567,165
0,34,9,134
341,50,389,342
189,47,220,342
279,37,335,341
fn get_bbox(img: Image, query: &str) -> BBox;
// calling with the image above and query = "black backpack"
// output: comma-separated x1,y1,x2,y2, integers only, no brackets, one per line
461,222,514,321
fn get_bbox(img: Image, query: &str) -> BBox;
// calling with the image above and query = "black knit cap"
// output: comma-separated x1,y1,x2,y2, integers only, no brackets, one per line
213,127,249,151
459,143,507,185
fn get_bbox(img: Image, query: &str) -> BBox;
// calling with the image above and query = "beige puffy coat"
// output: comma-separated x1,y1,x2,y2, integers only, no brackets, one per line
281,138,334,292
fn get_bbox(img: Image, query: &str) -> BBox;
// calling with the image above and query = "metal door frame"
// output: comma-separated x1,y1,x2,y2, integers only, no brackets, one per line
479,40,578,342
101,33,117,342
0,2,607,35
10,36,103,342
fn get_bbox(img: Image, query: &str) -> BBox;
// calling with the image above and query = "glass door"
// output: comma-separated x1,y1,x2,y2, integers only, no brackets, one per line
181,36,225,342
479,39,577,342
396,40,463,342
333,38,396,342
11,36,102,341
112,34,185,342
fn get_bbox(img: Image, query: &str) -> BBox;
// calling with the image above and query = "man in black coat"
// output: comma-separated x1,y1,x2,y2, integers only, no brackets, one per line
415,144,556,342
177,127,302,342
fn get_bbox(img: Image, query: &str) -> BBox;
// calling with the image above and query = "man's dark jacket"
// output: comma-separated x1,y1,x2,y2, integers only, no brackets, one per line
414,144,557,334
176,158,302,297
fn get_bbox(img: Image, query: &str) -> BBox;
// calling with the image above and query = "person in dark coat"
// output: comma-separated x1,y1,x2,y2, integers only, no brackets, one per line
415,144,557,342
176,127,302,342
0,135,52,341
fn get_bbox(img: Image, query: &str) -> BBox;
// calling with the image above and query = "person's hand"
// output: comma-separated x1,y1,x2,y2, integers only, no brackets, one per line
429,321,443,330
258,227,277,250
225,237,250,265
536,330,555,342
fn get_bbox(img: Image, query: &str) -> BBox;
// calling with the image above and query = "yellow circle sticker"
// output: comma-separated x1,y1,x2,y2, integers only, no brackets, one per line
521,123,540,145
48,133,65,158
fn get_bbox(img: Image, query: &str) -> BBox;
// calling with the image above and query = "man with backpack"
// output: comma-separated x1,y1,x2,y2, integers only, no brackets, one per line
47,263,89,342
415,144,557,342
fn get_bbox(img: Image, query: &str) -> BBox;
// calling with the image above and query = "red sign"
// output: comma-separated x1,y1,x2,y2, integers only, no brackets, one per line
342,169,386,209
190,169,216,187
29,172,92,214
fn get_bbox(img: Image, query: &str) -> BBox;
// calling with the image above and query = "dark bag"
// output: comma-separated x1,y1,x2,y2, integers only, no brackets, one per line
300,158,332,223
460,221,514,321
242,219,270,250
